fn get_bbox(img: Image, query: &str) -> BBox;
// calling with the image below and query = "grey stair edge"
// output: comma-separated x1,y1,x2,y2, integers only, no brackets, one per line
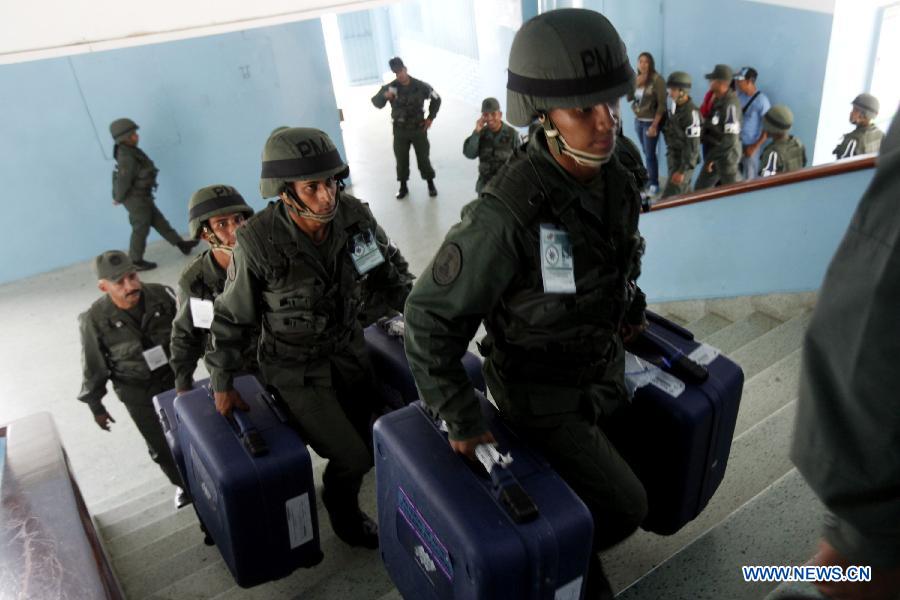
90,476,171,514
105,506,199,555
734,349,803,438
702,312,782,355
95,484,176,525
682,313,733,341
729,310,813,379
100,497,175,539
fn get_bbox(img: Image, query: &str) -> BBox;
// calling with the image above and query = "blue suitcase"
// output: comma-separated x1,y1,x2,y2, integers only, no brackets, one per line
374,392,593,600
365,315,486,408
612,311,745,535
174,374,323,587
152,378,211,496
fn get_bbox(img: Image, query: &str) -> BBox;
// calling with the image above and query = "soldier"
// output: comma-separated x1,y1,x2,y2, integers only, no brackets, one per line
833,93,885,159
662,71,701,198
109,119,199,271
170,185,256,394
759,105,807,177
694,65,743,190
78,250,186,508
206,128,414,549
403,9,648,599
462,97,520,193
371,57,441,199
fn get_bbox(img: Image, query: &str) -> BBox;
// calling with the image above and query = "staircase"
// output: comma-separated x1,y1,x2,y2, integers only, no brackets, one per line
89,292,819,600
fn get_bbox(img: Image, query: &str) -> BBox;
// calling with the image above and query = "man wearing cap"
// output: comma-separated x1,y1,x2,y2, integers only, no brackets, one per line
734,67,772,181
462,97,520,193
170,185,256,394
695,64,743,190
78,250,187,508
759,105,807,177
206,127,413,550
109,119,199,271
834,93,885,159
404,9,648,598
371,57,442,199
662,71,702,198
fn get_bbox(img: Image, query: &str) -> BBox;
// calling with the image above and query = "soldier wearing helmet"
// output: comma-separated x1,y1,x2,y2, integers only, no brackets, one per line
833,93,885,159
170,185,256,394
205,127,414,550
662,71,702,198
759,105,807,177
403,10,648,598
462,97,520,193
694,64,743,190
109,118,199,270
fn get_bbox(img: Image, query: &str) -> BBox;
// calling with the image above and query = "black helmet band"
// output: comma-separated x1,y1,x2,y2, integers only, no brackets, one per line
507,62,633,98
261,149,344,179
188,195,247,220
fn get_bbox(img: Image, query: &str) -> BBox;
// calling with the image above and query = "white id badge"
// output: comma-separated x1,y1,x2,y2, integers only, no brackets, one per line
189,297,214,329
539,224,576,294
142,345,169,371
350,230,385,275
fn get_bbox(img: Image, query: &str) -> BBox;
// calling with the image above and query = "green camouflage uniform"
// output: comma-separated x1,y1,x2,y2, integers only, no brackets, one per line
462,122,520,193
695,90,743,189
833,124,884,159
371,78,441,181
759,137,807,177
662,99,701,197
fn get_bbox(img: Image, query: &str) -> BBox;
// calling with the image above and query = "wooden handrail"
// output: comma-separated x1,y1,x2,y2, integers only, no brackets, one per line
649,154,877,212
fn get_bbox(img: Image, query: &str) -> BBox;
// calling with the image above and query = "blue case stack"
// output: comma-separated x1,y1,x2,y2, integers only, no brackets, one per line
374,392,593,600
174,375,323,587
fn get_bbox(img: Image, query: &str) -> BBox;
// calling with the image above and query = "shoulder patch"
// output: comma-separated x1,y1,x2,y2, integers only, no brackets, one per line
432,242,462,286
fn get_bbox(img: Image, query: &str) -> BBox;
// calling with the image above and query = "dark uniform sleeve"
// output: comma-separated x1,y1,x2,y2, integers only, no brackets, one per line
403,200,520,441
371,84,390,109
114,151,137,203
706,99,742,165
462,131,481,159
206,240,262,393
169,275,206,391
77,312,110,416
425,83,441,120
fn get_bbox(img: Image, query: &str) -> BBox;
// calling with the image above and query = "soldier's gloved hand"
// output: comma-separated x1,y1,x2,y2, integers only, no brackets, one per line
214,390,249,417
422,118,434,131
449,430,497,461
94,413,115,431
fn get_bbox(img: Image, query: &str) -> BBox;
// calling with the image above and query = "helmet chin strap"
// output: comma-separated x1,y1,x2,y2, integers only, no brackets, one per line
203,230,235,255
283,187,339,224
539,113,614,168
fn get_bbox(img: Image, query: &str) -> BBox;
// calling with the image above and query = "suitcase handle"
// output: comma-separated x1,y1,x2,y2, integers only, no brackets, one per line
228,409,269,458
631,328,709,385
158,408,171,434
475,444,539,524
645,311,695,341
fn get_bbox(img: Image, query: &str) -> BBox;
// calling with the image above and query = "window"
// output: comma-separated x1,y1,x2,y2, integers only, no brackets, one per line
869,3,900,130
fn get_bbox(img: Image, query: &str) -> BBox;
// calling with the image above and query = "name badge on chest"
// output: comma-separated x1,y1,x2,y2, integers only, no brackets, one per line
142,345,169,371
539,224,576,294
189,297,214,329
349,229,385,275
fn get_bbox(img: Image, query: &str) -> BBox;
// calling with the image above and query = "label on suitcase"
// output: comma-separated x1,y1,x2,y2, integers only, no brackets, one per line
614,311,745,535
365,315,486,408
152,378,211,494
174,375,323,587
375,392,593,600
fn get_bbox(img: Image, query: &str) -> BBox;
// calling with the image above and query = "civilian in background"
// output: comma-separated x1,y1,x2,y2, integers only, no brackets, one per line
628,52,667,197
734,67,772,181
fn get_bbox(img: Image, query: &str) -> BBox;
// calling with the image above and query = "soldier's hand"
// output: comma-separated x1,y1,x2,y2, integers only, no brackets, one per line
384,90,396,101
811,538,900,600
449,431,497,461
621,318,648,344
176,388,192,396
422,118,433,131
214,390,249,417
475,118,485,133
743,145,756,158
94,413,115,431
705,161,716,173
670,171,685,185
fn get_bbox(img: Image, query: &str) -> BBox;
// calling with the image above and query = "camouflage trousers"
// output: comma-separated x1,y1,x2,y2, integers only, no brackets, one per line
393,124,436,182
122,195,183,261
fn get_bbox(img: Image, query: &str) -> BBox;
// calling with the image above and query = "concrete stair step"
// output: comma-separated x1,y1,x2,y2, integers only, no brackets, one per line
658,312,689,327
114,519,207,578
603,399,798,593
735,349,802,438
100,496,176,540
703,312,782,354
145,562,235,600
90,476,170,514
105,505,199,557
683,313,733,341
730,311,812,380
616,469,823,600
121,540,221,599
376,589,403,600
94,484,176,527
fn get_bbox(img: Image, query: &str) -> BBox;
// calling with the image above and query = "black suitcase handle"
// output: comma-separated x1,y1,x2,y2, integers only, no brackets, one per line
229,410,269,458
475,444,539,524
630,328,709,385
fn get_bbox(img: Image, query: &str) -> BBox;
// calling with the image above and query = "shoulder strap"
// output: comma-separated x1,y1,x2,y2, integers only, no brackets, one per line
482,150,547,229
742,91,761,114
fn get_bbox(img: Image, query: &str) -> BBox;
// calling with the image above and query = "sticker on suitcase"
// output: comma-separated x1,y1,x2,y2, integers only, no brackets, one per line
397,487,453,584
555,576,584,600
285,493,314,549
687,342,721,367
625,353,686,398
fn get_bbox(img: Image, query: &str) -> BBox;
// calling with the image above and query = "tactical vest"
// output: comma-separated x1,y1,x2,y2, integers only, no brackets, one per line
702,92,742,148
760,137,806,176
477,125,518,177
664,100,701,171
833,125,884,159
479,145,644,384
88,283,176,387
389,78,433,128
114,144,159,198
237,195,382,365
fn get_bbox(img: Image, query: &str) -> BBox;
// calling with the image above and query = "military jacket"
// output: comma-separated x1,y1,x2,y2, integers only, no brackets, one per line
207,194,413,392
792,111,900,564
664,99,702,173
701,90,742,170
759,136,807,177
833,124,884,159
170,250,260,391
113,144,158,203
462,122,520,192
371,77,441,129
404,131,647,441
78,283,177,414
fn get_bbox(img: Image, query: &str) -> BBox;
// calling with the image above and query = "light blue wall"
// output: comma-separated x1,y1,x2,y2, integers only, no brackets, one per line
639,167,874,302
0,19,343,284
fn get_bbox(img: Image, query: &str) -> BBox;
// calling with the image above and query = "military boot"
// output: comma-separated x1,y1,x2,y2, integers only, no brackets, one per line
322,488,379,549
133,259,157,271
177,239,200,255
427,179,438,197
396,181,409,199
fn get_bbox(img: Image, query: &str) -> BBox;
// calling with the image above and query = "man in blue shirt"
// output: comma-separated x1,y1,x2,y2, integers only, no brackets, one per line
735,67,772,181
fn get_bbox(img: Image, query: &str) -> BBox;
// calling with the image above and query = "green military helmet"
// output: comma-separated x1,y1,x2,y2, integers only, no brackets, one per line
259,127,350,198
851,93,879,118
666,71,692,90
481,97,501,113
505,9,635,127
110,118,139,142
763,105,794,135
188,185,254,239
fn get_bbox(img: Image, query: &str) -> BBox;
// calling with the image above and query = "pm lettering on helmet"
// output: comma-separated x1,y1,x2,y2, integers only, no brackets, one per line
580,48,614,77
296,137,331,157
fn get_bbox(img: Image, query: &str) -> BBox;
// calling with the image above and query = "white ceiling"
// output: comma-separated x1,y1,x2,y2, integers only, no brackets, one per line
0,0,392,64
